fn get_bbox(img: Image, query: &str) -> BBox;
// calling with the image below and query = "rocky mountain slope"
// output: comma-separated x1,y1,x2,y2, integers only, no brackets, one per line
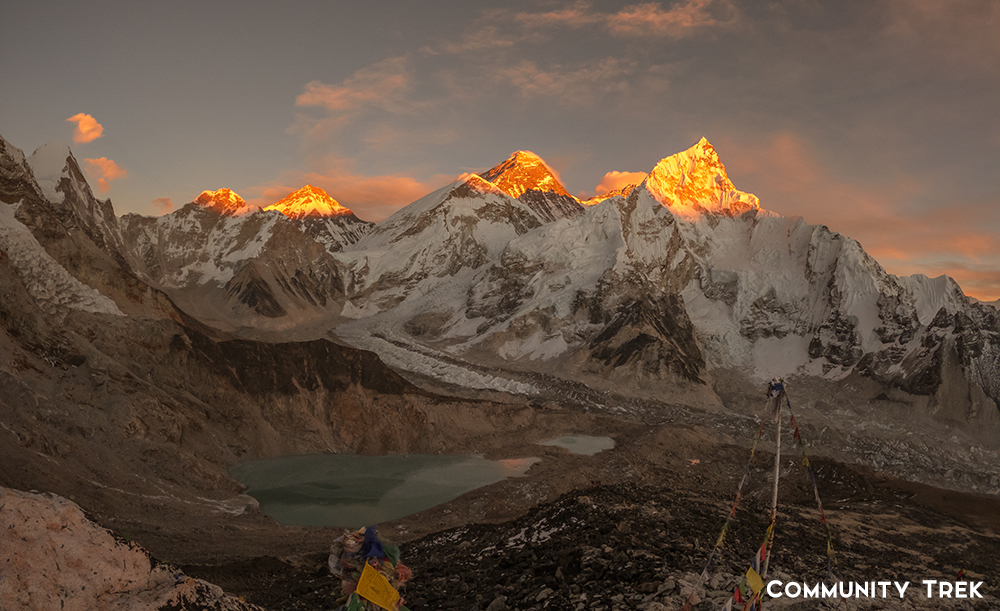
117,185,370,326
264,184,374,252
325,139,1000,438
0,132,595,563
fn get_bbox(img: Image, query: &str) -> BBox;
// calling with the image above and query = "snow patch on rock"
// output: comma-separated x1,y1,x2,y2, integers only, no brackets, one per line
0,201,123,316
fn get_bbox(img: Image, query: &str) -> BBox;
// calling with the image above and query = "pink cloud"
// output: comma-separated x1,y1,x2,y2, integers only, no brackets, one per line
82,157,127,193
595,170,648,195
719,133,1000,300
151,197,175,215
498,58,635,105
510,0,733,37
606,0,727,37
295,57,411,113
515,1,603,28
66,113,104,143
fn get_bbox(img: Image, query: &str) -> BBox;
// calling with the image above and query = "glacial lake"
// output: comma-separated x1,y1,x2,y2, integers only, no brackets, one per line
229,454,539,527
540,435,615,455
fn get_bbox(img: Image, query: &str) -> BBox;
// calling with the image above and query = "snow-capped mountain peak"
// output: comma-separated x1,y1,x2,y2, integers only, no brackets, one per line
584,184,638,206
455,173,509,197
194,188,248,216
27,142,77,204
644,137,760,219
264,184,353,220
478,151,585,223
480,150,571,199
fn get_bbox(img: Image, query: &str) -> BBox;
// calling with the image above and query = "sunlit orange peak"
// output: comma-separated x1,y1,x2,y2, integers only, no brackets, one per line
584,184,638,205
480,150,571,199
645,137,760,218
195,188,248,215
263,185,352,219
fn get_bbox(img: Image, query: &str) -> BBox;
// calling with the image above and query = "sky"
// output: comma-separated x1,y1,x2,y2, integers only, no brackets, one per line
2,0,998,299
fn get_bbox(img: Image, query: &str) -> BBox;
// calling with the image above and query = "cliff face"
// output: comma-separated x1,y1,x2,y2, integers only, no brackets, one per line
0,487,265,611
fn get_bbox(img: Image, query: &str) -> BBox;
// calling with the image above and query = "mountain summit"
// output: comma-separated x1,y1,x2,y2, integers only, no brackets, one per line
194,188,248,215
479,151,584,223
480,151,571,199
645,137,760,218
264,185,352,220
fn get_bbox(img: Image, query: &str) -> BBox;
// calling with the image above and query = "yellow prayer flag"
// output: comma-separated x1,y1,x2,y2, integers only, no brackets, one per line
745,568,764,594
716,523,728,547
357,561,400,611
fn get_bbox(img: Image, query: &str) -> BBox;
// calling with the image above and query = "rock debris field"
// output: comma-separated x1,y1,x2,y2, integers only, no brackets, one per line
187,463,1000,611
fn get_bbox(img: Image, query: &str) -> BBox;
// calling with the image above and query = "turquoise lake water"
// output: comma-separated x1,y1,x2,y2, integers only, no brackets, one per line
229,453,538,527
540,435,615,455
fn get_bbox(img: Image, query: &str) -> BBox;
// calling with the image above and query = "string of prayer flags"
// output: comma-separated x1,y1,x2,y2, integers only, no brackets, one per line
785,395,840,578
681,414,769,611
717,531,769,611
329,525,411,611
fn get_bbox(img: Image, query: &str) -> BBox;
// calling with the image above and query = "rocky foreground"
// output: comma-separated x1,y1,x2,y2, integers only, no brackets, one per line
6,450,1000,611
0,487,263,611
182,460,1000,611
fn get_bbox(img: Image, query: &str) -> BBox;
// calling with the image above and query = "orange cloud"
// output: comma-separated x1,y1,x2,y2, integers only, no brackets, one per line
720,133,1000,300
151,197,174,215
515,1,603,28
296,57,411,113
595,170,648,195
498,58,635,105
607,0,728,37
82,157,127,193
511,0,734,37
66,113,104,143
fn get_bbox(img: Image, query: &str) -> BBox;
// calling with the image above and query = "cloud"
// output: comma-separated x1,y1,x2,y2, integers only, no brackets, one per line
720,133,1000,300
497,58,636,106
420,26,517,55
82,157,127,193
511,0,734,37
514,1,603,29
151,197,174,215
245,156,441,223
606,0,729,37
295,57,412,114
66,113,104,143
291,56,437,157
595,170,648,195
883,0,1000,74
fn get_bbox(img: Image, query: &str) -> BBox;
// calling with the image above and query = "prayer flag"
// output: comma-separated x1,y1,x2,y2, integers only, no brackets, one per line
357,561,400,611
746,568,764,594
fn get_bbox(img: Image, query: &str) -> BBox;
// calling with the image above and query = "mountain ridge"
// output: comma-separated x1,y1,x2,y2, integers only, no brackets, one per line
263,184,355,219
3,133,998,434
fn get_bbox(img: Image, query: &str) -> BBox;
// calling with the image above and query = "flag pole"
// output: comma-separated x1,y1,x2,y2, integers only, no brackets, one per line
762,380,783,579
